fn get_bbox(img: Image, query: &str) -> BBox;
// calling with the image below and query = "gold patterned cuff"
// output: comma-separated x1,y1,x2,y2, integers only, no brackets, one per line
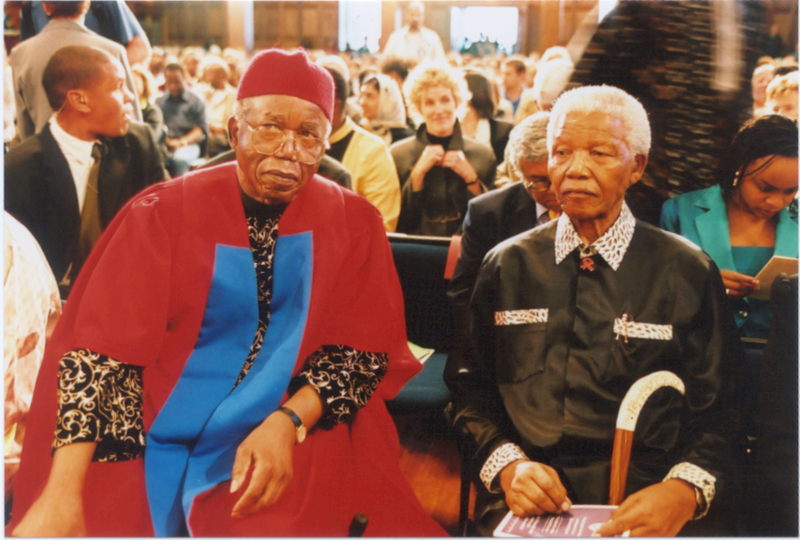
298,345,388,430
479,443,528,493
54,349,145,462
663,462,716,520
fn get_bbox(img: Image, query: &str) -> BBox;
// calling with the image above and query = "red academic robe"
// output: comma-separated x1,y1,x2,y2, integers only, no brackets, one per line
9,163,446,537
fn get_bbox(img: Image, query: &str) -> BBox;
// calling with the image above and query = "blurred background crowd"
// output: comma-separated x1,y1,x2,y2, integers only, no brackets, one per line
3,0,798,203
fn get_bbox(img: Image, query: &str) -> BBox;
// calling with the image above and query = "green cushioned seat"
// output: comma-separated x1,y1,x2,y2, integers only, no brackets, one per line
386,234,455,416
386,352,451,415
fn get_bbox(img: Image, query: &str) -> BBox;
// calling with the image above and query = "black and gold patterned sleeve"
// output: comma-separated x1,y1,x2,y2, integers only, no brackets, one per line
54,349,145,462
292,345,388,430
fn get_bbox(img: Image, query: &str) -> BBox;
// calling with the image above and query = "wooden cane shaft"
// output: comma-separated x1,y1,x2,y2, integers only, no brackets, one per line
609,429,633,506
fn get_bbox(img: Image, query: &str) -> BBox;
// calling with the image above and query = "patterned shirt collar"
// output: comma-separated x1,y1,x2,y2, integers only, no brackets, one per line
554,202,636,271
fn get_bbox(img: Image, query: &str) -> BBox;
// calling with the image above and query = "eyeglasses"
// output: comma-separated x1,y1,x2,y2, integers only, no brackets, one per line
523,178,551,193
243,121,327,165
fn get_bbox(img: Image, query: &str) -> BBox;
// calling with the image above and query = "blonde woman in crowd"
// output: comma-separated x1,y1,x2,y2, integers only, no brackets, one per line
392,62,496,236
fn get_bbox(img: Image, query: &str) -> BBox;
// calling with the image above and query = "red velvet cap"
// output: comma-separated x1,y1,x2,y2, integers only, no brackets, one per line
236,48,334,122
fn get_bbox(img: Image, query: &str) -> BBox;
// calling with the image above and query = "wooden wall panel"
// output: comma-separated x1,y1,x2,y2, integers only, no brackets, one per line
252,2,338,51
282,5,301,41
301,8,319,38
127,1,340,52
144,1,228,48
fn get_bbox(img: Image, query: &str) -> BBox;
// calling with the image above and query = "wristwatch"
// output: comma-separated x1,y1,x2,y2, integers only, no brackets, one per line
692,485,707,519
277,406,306,444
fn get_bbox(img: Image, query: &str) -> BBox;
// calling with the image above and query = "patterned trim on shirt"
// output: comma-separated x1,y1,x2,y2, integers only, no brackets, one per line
480,442,529,493
555,203,636,271
495,309,549,326
54,349,145,462
664,462,716,520
613,314,673,342
296,345,388,430
235,212,281,387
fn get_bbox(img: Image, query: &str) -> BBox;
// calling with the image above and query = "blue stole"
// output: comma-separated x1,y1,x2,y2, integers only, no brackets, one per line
144,233,313,536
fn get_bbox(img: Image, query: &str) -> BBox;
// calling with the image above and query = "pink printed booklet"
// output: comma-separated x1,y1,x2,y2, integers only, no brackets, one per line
493,505,629,537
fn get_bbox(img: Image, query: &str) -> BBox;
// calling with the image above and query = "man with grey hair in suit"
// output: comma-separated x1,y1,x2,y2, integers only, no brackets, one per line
10,0,141,142
448,111,560,311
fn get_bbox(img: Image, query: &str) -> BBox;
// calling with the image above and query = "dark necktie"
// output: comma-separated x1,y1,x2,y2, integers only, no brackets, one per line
70,142,104,284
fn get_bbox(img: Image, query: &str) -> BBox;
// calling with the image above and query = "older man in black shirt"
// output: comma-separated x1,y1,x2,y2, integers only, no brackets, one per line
446,85,742,536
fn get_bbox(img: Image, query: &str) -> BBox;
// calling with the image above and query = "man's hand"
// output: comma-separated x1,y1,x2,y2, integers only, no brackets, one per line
499,459,572,517
165,137,184,152
229,411,296,518
441,150,478,184
720,269,759,299
409,145,445,191
10,442,95,537
594,479,696,537
11,489,86,537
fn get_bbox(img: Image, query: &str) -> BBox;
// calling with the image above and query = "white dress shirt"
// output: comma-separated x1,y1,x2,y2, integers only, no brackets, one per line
48,115,98,211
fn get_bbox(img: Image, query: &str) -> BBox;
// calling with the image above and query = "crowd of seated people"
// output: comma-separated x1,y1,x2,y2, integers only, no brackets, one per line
2,0,799,536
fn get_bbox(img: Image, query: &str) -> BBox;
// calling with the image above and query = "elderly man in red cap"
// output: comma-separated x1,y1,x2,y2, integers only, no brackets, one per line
9,49,446,537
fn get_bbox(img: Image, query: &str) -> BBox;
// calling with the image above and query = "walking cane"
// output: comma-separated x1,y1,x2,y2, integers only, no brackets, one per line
608,371,685,505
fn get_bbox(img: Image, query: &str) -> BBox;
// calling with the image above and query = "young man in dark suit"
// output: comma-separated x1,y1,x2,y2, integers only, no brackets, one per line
5,45,167,296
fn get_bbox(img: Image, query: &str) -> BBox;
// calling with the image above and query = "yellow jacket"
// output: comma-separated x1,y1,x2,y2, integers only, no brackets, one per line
329,117,400,232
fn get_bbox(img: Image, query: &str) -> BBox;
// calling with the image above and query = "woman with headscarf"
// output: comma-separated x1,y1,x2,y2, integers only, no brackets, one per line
358,73,413,146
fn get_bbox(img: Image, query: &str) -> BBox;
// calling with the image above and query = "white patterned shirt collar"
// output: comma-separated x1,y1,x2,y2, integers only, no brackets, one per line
554,202,636,271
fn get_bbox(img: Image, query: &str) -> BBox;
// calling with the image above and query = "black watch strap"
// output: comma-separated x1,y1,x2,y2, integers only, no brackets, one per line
277,406,302,429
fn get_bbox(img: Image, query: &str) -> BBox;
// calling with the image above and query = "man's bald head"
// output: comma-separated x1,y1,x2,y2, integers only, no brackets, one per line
42,46,116,111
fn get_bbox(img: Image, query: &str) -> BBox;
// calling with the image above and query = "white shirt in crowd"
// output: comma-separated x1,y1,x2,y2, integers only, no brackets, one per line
48,115,99,212
383,25,445,62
